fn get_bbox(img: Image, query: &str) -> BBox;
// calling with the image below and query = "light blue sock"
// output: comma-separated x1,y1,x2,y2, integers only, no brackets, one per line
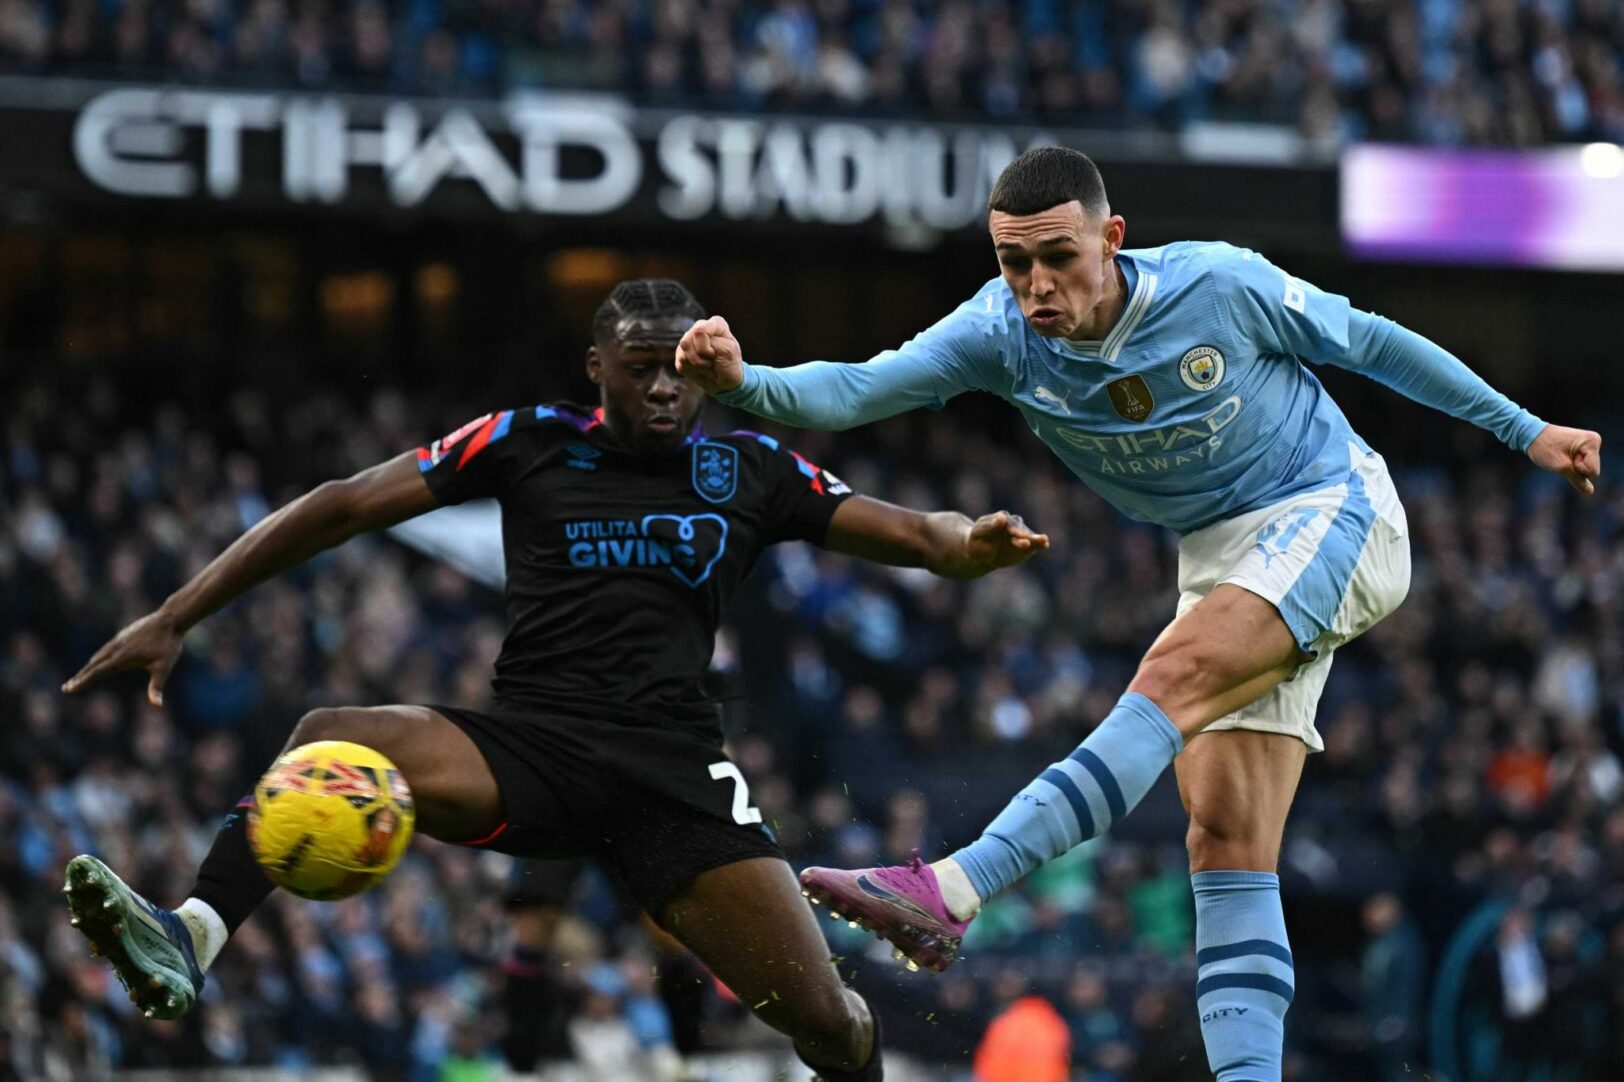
1193,871,1293,1082
951,692,1182,899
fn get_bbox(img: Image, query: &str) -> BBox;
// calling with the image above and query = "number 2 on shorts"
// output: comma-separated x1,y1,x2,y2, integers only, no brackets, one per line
708,761,763,825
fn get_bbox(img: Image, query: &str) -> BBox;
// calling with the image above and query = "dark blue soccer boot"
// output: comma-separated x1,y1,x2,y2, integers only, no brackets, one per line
64,854,205,1020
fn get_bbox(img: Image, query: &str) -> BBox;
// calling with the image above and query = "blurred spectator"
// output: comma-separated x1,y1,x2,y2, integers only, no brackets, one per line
0,0,1617,144
1063,969,1133,1078
973,993,1070,1082
567,961,683,1081
1124,986,1204,1082
1360,892,1424,1082
1494,906,1547,1076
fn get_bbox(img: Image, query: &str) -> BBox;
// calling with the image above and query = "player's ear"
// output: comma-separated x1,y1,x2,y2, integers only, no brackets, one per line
1103,214,1126,259
585,345,603,386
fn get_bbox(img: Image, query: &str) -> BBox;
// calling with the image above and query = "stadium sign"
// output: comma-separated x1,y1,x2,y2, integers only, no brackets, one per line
0,77,1335,248
654,116,1032,229
67,86,1044,232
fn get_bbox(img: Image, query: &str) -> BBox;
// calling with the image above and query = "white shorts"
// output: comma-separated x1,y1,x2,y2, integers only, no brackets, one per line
1175,446,1411,752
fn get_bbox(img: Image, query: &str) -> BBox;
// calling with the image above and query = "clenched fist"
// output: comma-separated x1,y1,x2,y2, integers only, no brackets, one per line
1527,423,1603,495
675,316,746,396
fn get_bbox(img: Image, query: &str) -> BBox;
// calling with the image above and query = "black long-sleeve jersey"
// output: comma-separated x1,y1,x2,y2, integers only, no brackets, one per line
415,403,855,736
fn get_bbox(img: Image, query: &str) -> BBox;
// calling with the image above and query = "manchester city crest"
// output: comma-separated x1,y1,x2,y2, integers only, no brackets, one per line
692,441,739,504
1178,345,1226,392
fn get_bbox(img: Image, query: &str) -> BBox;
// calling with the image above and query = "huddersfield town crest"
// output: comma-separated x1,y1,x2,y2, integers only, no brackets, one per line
692,442,739,504
1178,346,1226,392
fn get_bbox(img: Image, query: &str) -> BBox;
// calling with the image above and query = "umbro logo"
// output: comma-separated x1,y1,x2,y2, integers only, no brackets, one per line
565,443,602,471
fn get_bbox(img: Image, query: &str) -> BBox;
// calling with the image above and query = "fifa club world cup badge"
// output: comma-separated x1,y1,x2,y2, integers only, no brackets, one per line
1107,375,1155,423
1179,346,1226,392
692,441,739,504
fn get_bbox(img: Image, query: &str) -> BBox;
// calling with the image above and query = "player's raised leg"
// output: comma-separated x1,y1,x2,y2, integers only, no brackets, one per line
1177,729,1306,1082
949,585,1300,899
656,857,880,1080
801,584,1299,971
65,704,503,1019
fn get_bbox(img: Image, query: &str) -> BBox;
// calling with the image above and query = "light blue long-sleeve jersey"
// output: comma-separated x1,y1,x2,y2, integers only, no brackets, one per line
716,242,1545,534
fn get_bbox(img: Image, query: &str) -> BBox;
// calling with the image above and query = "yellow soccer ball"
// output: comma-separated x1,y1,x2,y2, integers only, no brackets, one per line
248,741,416,901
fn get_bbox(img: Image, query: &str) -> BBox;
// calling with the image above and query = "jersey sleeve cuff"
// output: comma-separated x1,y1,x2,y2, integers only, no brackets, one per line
808,489,857,546
417,458,460,505
713,364,759,407
1508,411,1546,453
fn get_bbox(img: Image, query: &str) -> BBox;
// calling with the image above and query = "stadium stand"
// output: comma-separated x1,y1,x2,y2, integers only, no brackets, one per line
0,0,1619,144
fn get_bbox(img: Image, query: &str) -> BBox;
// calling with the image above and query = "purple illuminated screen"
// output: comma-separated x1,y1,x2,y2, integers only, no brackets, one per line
1341,144,1624,272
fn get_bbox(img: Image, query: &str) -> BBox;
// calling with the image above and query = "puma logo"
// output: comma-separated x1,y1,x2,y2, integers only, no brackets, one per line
1034,385,1072,414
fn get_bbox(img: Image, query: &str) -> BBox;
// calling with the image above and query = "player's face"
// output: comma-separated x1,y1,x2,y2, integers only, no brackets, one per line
990,201,1126,340
589,314,703,454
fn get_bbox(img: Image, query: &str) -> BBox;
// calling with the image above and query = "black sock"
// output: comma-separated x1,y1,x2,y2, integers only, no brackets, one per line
187,796,275,934
798,1005,883,1082
501,946,568,1070
655,951,708,1054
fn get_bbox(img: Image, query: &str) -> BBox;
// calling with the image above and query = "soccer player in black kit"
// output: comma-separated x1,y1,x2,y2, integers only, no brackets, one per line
59,279,1050,1080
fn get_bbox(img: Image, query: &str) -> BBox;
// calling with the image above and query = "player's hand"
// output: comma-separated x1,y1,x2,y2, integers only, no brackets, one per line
62,610,185,707
675,316,745,395
963,511,1050,573
1527,424,1602,495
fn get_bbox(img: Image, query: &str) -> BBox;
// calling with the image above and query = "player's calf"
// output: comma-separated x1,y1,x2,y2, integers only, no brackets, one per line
1177,729,1306,1081
784,987,881,1081
1179,727,1306,873
653,857,882,1078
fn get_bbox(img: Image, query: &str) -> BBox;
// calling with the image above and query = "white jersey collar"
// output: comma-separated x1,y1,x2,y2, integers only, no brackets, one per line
1052,256,1158,363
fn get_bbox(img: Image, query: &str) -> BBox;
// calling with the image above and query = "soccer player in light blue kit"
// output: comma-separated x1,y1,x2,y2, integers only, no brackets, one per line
675,147,1603,1081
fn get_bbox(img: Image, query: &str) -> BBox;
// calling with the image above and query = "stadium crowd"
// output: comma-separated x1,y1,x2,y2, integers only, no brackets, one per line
2,375,1623,1080
0,0,1620,145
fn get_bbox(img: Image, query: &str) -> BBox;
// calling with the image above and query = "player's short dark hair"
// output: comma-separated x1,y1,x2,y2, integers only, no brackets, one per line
989,147,1109,218
592,279,707,344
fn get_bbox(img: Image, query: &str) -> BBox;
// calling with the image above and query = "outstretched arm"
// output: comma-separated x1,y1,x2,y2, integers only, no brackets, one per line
1213,247,1603,496
822,497,1049,580
63,453,439,704
1338,311,1602,494
675,307,999,431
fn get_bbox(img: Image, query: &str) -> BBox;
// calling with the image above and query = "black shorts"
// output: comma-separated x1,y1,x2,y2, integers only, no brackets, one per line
427,703,782,915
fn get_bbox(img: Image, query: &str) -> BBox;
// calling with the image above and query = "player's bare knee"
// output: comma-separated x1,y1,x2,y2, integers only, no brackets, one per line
787,987,866,1058
287,707,347,748
288,707,388,754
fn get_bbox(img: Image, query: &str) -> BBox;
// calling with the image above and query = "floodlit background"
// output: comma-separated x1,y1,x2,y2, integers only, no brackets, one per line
1,2,1621,1080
